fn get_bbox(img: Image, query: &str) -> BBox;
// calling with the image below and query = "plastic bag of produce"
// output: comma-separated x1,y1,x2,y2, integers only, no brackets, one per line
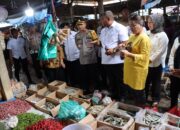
58,100,86,121
38,19,57,60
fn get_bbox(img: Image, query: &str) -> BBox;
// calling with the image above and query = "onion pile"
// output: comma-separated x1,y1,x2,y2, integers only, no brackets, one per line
0,99,31,120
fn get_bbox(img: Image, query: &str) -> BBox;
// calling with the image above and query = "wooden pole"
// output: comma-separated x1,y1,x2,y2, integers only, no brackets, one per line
51,0,57,22
94,7,97,20
70,4,74,22
98,0,104,15
163,6,166,15
177,4,180,22
0,42,13,100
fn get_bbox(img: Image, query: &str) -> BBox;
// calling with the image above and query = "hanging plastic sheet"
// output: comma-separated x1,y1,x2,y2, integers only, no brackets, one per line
7,9,49,26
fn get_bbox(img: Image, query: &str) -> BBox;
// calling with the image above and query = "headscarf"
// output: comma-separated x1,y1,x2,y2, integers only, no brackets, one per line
149,14,164,34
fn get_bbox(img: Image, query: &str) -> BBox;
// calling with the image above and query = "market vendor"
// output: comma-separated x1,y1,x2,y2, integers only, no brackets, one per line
75,19,100,94
168,36,180,108
28,26,43,80
42,34,65,83
121,13,151,106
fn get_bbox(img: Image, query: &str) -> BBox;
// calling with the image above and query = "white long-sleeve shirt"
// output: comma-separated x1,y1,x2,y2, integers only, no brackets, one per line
7,37,27,59
100,21,129,64
63,31,80,61
147,31,169,68
168,37,180,69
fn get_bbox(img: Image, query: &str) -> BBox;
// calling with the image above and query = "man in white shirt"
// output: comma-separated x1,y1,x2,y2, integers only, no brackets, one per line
7,28,32,84
100,11,129,100
61,23,80,86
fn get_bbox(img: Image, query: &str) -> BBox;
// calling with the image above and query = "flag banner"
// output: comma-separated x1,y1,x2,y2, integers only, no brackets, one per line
144,0,161,9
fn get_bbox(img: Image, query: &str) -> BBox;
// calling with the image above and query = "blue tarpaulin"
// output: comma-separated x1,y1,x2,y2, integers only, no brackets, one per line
7,9,49,26
144,0,161,9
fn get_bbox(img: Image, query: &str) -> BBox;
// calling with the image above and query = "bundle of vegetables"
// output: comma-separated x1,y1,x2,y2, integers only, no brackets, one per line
0,99,31,120
13,113,44,130
0,122,6,130
26,119,63,130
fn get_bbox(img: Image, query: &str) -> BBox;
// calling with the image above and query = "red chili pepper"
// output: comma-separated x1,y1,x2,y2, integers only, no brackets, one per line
26,119,63,130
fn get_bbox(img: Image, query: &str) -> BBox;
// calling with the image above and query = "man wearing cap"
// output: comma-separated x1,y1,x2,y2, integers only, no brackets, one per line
75,19,99,94
100,11,129,101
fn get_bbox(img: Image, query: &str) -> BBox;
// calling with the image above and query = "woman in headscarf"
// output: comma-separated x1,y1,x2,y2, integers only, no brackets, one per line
145,14,169,106
121,13,151,106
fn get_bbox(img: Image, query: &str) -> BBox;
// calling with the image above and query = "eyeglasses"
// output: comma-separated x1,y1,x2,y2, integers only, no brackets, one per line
147,21,153,24
129,24,138,28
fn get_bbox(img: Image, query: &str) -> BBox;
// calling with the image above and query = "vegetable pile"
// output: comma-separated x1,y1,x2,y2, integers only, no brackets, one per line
0,99,31,120
26,119,63,130
13,113,44,130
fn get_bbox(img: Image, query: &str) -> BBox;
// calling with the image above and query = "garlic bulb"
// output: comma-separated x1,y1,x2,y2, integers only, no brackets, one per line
5,116,18,128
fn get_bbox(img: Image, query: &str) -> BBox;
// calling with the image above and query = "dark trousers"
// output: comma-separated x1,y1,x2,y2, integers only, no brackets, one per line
97,57,108,90
13,58,32,83
31,53,42,79
64,60,81,86
104,63,125,100
44,67,65,83
145,65,162,102
126,85,146,106
80,64,99,92
170,76,180,108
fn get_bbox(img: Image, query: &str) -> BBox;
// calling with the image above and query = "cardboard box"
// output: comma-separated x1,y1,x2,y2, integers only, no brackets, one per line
46,91,69,102
161,112,180,128
25,94,44,105
28,84,46,93
156,124,180,130
58,86,83,97
97,110,134,130
63,114,96,130
94,121,135,130
135,109,163,129
135,123,154,130
87,102,115,117
35,98,60,117
48,80,66,90
37,87,57,97
15,91,34,99
69,96,91,109
110,102,143,117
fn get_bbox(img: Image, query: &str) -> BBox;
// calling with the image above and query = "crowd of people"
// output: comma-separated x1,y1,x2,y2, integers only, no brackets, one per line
1,10,180,109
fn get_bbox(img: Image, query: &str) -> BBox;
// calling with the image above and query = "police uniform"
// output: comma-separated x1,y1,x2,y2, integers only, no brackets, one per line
75,20,99,93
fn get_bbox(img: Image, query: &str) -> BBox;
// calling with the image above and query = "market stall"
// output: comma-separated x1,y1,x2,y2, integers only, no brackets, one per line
0,79,179,130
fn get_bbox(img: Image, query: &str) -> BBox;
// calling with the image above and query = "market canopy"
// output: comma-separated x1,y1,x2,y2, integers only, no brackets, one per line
0,0,178,18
